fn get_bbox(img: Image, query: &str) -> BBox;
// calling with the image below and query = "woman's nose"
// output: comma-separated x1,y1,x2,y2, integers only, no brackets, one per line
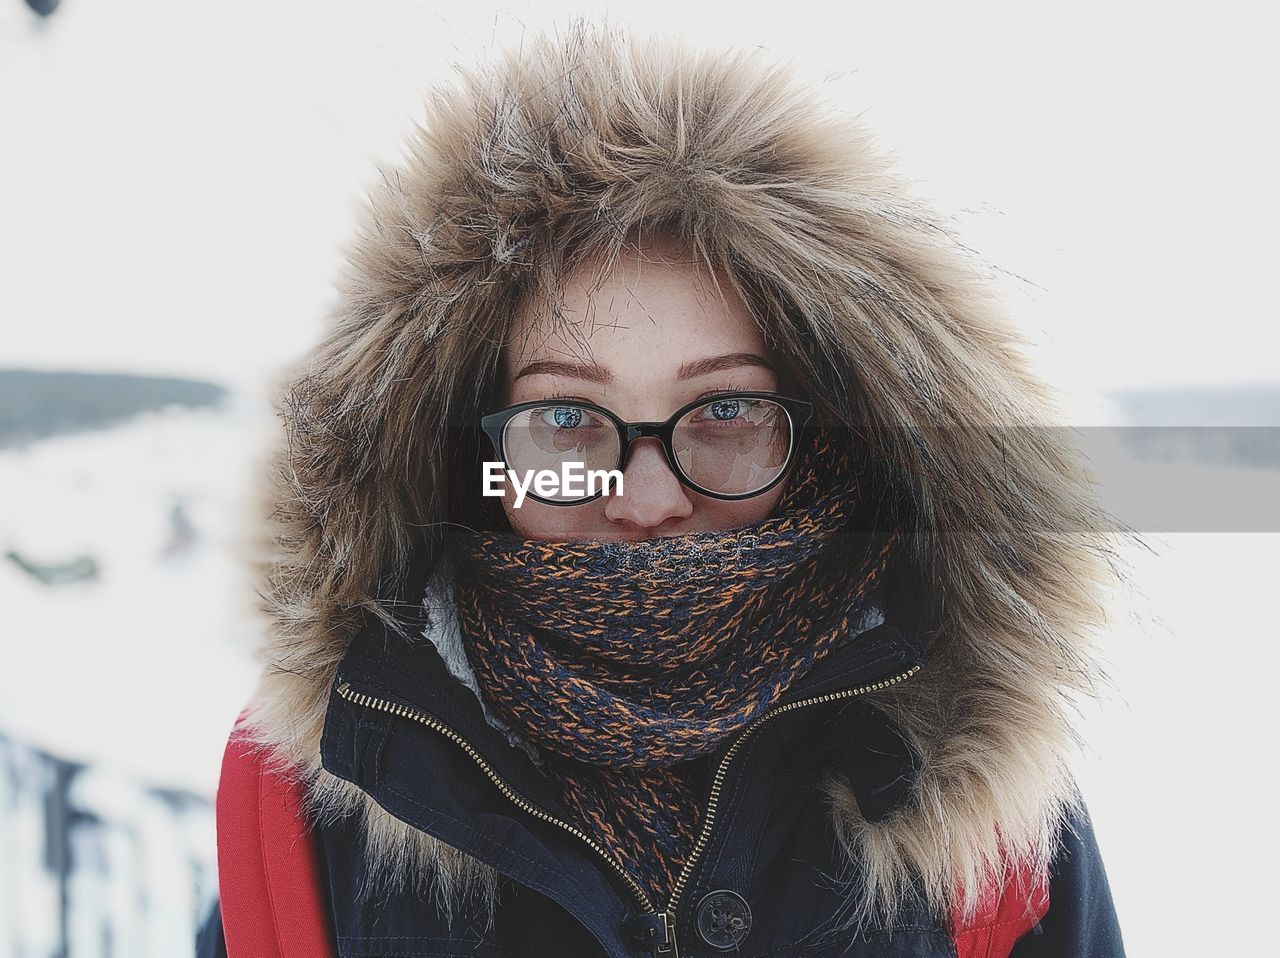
602,438,693,530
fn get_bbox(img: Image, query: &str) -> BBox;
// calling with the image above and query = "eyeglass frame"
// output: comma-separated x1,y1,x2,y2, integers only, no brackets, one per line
479,390,815,506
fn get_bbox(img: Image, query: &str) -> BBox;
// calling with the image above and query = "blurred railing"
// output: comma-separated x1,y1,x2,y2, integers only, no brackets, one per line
0,733,216,958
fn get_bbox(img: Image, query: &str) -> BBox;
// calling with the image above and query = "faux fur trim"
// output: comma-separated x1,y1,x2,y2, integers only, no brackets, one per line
241,17,1131,935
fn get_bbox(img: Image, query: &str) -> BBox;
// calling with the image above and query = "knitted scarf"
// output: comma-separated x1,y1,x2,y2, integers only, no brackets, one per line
449,428,898,907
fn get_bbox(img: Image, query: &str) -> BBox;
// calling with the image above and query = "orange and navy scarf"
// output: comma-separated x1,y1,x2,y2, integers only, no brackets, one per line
450,428,898,907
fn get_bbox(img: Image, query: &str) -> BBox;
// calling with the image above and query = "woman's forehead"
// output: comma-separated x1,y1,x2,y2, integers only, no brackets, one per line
504,247,770,384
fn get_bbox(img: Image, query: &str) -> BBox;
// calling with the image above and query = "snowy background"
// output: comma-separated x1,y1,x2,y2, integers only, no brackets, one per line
1,1,1276,955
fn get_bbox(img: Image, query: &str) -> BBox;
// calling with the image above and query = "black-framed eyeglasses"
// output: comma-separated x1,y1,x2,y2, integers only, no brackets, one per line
480,390,814,506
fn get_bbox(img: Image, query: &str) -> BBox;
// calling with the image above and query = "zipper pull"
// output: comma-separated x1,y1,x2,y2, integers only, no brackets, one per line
621,911,678,957
655,911,678,957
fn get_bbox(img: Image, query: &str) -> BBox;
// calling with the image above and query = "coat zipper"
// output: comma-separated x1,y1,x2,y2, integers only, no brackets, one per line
336,662,920,957
652,662,921,956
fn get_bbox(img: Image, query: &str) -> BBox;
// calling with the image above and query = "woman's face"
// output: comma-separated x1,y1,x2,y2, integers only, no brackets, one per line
496,237,789,541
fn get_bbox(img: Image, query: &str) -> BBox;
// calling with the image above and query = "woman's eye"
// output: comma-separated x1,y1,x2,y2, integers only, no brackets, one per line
538,405,587,429
699,398,748,421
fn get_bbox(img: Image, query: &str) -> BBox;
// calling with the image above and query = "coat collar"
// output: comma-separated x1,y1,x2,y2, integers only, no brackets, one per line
324,547,930,826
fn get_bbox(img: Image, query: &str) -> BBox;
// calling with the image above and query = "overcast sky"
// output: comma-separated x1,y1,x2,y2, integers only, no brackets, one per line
3,0,1276,402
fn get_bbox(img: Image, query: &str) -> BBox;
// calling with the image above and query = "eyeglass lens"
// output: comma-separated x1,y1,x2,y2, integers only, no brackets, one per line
500,397,794,500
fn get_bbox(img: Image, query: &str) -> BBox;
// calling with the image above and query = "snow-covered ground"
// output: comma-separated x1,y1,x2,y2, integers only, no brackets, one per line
3,1,1277,955
0,397,268,796
0,396,272,956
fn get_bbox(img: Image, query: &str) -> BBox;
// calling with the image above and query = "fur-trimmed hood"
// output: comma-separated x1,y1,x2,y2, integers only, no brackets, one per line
243,18,1124,934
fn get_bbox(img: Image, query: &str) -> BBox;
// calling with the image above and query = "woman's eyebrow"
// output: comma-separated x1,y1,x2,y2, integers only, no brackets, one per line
511,351,773,384
676,352,774,379
512,359,612,384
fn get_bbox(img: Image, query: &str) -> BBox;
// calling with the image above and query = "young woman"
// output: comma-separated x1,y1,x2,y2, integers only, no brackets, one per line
199,21,1126,958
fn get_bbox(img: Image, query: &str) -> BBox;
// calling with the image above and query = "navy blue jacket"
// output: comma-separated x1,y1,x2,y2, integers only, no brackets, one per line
198,562,1124,958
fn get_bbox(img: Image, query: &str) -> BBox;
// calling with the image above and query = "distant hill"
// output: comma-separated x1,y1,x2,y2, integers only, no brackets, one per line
1109,383,1280,427
0,368,228,449
1107,382,1280,469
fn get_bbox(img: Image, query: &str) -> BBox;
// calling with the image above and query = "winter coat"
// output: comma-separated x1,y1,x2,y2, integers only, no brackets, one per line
199,20,1126,958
